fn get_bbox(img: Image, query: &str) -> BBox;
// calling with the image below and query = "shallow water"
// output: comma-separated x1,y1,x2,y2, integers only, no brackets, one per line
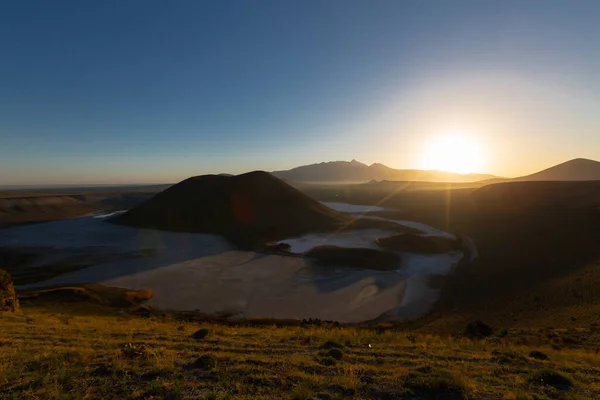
6,202,470,322
321,201,386,213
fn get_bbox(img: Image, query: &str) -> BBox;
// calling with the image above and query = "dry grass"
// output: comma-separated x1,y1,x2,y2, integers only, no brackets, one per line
2,303,600,399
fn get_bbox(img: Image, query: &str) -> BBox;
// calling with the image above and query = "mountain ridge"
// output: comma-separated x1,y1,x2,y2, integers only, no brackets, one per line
272,160,498,183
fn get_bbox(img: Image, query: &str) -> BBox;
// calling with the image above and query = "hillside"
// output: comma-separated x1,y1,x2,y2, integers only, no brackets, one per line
4,180,600,399
272,160,497,183
3,299,600,399
289,179,600,331
514,158,600,181
0,187,167,229
364,181,600,331
0,195,98,228
112,171,352,248
429,181,600,329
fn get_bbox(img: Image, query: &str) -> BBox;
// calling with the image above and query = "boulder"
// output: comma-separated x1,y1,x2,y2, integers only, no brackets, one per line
0,269,19,312
192,328,210,340
529,350,550,361
464,320,493,338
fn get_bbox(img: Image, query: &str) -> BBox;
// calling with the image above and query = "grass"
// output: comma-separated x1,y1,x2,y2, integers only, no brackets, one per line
4,181,600,398
2,303,600,399
403,366,467,398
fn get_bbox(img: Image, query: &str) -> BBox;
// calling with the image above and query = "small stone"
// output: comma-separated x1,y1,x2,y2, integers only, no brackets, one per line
188,354,217,370
315,393,335,400
192,328,210,340
325,348,343,360
529,350,550,361
327,384,355,397
464,320,493,338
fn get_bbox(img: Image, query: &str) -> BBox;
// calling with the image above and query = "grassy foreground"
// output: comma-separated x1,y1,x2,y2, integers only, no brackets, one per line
2,304,600,399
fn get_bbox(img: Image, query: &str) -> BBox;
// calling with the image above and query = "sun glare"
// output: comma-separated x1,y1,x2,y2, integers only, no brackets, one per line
421,134,484,174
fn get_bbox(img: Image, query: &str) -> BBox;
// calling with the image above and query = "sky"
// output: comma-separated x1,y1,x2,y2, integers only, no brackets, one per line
2,1,600,185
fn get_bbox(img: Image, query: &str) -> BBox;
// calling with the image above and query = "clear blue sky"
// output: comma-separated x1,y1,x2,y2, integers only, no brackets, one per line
2,1,600,185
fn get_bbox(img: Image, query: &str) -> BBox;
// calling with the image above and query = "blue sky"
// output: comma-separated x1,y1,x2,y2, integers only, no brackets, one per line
2,1,600,185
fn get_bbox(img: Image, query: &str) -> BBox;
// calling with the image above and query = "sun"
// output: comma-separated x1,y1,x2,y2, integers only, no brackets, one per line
421,133,484,174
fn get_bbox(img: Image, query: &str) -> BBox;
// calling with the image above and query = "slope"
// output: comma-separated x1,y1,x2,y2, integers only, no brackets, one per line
514,158,600,181
402,181,600,331
291,179,600,330
0,195,98,228
3,300,600,399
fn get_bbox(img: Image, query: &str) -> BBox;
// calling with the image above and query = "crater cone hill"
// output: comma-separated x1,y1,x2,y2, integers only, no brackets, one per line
112,171,398,249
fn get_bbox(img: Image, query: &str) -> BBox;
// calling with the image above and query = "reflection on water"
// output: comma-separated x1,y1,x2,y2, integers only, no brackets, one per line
321,201,385,213
91,210,127,219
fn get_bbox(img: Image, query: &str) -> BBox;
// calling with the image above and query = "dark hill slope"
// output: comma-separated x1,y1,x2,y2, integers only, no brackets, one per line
0,195,98,228
472,179,600,211
514,158,600,181
112,171,351,248
318,180,600,330
406,180,600,330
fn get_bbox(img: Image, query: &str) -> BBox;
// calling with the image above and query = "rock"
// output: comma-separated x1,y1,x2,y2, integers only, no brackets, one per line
0,269,19,312
188,354,217,370
528,369,573,389
315,393,335,400
317,357,337,366
529,350,550,360
364,385,404,400
320,340,344,349
91,363,113,377
327,384,356,397
324,348,343,360
192,328,210,340
140,371,171,381
464,320,493,338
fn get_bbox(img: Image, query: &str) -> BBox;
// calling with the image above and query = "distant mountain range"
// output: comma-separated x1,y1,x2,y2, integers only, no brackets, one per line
272,158,600,184
272,160,498,183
